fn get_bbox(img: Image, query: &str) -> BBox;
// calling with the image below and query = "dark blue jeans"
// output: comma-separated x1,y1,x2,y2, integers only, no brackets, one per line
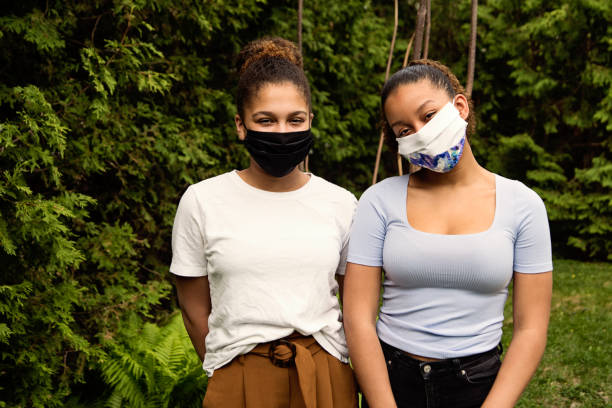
362,341,502,408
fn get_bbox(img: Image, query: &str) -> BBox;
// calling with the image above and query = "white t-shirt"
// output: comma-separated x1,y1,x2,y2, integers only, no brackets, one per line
170,170,357,376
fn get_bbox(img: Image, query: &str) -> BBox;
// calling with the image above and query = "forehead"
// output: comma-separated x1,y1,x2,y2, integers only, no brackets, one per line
245,82,309,114
384,80,450,116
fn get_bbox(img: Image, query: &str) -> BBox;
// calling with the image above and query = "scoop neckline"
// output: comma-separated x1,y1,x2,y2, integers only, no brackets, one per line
401,173,499,237
229,170,314,198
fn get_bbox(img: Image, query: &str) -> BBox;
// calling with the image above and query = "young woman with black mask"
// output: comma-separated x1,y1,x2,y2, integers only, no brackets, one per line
343,60,553,408
169,37,358,408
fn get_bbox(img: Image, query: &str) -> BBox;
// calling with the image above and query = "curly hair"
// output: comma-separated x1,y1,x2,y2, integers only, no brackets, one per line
236,37,311,118
380,59,476,153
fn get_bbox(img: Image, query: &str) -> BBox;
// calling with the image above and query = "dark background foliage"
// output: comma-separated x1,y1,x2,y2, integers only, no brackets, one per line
0,0,609,406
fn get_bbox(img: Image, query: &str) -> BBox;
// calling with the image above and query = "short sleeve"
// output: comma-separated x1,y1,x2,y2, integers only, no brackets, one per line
170,186,208,277
513,185,553,274
335,193,358,276
347,187,387,267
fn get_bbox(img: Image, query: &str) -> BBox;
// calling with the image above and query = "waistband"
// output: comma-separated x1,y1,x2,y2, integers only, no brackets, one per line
381,340,502,369
248,333,321,408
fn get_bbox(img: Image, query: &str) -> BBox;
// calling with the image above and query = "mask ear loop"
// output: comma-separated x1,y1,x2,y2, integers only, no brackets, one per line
297,114,313,173
239,118,250,142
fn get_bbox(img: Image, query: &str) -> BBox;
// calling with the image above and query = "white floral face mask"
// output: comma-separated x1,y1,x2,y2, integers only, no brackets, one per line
395,101,467,173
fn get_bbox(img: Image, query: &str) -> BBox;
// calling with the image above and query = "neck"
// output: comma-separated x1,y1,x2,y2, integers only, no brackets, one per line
410,140,489,187
238,159,310,192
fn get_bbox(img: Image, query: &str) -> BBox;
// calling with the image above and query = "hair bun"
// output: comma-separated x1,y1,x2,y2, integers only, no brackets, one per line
237,37,303,75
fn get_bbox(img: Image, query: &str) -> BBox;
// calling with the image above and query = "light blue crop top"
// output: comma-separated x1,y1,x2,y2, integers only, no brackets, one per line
347,174,553,358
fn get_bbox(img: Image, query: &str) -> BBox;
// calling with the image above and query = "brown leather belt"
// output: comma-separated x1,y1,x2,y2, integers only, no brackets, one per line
249,333,321,408
400,350,442,362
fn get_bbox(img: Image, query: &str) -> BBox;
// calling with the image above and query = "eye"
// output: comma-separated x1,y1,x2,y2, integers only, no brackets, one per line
256,118,274,125
397,128,413,137
290,117,306,124
424,111,437,121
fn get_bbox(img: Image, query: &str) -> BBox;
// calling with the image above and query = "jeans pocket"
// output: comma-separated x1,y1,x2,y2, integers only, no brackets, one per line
461,353,501,384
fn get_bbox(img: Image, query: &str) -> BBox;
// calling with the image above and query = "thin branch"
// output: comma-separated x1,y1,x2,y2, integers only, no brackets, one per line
298,0,303,55
372,133,385,185
384,0,399,80
119,11,132,45
402,32,415,68
105,8,133,67
396,31,417,177
372,0,399,185
298,0,307,171
423,0,431,59
397,153,403,176
91,14,103,46
466,0,478,98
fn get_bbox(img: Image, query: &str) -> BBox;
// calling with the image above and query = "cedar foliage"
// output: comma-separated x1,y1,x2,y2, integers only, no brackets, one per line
0,0,610,406
0,0,389,406
477,0,612,260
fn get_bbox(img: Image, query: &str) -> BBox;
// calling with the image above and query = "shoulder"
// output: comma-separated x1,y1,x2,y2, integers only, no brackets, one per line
177,171,236,213
309,174,357,207
350,175,408,223
186,171,242,206
307,175,357,234
495,174,548,226
497,174,546,208
359,175,408,204
189,171,236,196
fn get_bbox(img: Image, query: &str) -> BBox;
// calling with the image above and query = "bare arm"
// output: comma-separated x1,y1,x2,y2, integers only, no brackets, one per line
175,275,212,362
482,271,552,407
343,262,397,408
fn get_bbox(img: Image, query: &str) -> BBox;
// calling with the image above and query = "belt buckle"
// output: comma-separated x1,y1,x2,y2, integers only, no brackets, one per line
268,339,297,368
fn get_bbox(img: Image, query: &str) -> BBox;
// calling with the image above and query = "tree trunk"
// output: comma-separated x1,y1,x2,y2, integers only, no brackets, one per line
423,0,431,59
412,0,427,60
372,0,399,185
466,0,478,98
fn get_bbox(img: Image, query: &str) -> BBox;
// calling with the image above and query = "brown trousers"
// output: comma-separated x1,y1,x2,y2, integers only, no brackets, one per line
202,334,358,408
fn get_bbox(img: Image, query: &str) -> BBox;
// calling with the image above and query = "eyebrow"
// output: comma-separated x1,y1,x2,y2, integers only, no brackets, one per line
389,99,437,128
252,110,308,118
389,119,407,128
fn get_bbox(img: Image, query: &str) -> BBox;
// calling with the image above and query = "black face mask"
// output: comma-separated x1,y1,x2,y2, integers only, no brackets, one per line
242,127,313,177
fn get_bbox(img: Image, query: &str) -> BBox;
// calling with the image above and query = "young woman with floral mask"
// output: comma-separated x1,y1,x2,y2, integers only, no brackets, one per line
343,60,553,408
170,37,358,408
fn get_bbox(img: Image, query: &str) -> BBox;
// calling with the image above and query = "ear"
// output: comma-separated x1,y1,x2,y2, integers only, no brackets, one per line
453,94,470,121
309,112,314,128
235,114,246,141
